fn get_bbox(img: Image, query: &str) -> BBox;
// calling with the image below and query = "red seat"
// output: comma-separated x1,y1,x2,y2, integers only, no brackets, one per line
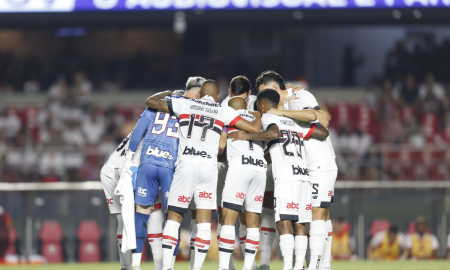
77,221,101,262
427,164,448,181
40,221,64,263
370,220,391,236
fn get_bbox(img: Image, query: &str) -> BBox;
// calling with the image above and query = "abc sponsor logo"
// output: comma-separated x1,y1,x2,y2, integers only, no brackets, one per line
328,191,332,196
235,192,245,200
138,187,147,197
106,198,114,205
254,195,263,202
178,195,191,203
306,204,312,211
182,146,211,159
241,156,266,168
292,165,309,176
146,146,174,160
287,202,299,209
199,191,212,200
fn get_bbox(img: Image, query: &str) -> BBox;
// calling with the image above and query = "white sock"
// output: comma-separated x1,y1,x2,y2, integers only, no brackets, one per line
131,253,142,268
172,255,176,269
116,214,131,270
162,220,180,270
260,208,276,267
321,220,333,270
218,224,237,270
218,225,235,270
243,228,260,270
193,223,211,270
239,222,247,256
308,220,327,270
280,234,295,270
148,210,164,270
293,236,307,270
189,219,197,270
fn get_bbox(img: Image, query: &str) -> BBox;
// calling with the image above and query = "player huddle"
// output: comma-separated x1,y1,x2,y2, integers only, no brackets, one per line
100,71,338,270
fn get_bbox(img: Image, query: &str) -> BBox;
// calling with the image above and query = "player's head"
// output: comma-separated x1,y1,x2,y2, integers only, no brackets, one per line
415,216,427,235
228,97,247,111
185,76,206,99
200,80,221,102
256,89,280,114
229,75,251,99
255,70,286,93
388,226,398,242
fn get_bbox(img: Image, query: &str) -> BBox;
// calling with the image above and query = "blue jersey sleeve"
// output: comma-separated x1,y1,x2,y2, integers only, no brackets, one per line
128,116,150,152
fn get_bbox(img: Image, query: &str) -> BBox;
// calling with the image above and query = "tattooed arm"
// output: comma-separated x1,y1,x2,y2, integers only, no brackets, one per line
229,124,279,142
145,90,173,112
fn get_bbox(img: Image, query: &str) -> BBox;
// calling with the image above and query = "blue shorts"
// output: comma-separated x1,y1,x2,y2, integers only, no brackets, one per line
135,163,174,208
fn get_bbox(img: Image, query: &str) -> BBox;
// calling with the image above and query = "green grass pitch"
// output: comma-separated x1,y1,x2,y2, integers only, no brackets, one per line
3,260,450,270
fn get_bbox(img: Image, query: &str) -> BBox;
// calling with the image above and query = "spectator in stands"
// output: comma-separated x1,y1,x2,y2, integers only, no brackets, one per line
331,218,356,260
81,107,105,145
48,75,69,101
62,122,85,148
383,110,403,144
23,78,40,95
73,71,93,109
39,147,65,182
402,216,439,260
419,73,445,101
400,74,419,105
0,109,21,139
367,226,404,260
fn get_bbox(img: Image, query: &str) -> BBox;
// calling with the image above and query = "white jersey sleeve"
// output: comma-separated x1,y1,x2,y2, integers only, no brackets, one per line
370,231,385,247
293,90,320,110
431,234,440,250
167,98,185,117
223,106,242,127
261,114,278,131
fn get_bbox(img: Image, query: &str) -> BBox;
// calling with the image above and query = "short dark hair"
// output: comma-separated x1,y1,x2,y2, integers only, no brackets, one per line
257,88,280,106
388,226,398,234
255,70,286,91
230,76,251,96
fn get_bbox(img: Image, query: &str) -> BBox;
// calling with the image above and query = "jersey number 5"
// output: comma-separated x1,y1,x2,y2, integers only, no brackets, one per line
151,112,179,138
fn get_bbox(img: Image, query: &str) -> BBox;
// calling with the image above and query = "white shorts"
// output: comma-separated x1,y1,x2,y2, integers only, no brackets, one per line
100,165,121,214
217,162,228,209
265,164,274,197
222,168,266,214
168,161,218,213
274,180,312,223
310,170,338,208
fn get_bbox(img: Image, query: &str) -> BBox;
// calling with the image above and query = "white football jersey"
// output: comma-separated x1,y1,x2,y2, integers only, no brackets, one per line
221,95,257,112
285,88,337,161
168,95,242,167
103,132,143,172
262,113,313,183
289,100,338,171
227,109,266,173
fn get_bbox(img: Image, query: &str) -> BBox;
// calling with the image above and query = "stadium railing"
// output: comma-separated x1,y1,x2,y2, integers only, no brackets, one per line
1,181,449,261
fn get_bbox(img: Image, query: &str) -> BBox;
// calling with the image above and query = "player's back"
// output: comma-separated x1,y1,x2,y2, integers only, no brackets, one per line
140,96,185,170
262,113,311,182
227,109,266,172
169,95,241,166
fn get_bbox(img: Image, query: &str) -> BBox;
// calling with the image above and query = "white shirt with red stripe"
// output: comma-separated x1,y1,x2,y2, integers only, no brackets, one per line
262,113,314,183
168,95,242,167
227,109,266,173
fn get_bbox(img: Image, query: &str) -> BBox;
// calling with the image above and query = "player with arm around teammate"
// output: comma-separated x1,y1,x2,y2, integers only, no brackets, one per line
256,71,337,270
145,80,262,270
218,97,267,270
230,89,329,270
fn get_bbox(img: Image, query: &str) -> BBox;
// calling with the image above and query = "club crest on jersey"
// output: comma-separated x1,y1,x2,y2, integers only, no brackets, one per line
146,146,174,160
292,165,309,176
138,187,147,197
241,156,266,168
182,146,211,159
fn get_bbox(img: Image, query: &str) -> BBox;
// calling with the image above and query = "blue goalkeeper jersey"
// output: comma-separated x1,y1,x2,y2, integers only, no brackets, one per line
139,95,186,170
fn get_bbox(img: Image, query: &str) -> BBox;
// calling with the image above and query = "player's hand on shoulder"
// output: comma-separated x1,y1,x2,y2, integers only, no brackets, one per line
266,108,283,116
249,111,261,119
229,130,249,141
284,95,299,105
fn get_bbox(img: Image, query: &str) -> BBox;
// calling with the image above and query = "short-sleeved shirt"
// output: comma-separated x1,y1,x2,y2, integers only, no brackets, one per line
227,109,266,173
404,233,439,250
370,231,405,248
168,95,242,167
262,113,314,183
221,95,257,112
290,100,338,171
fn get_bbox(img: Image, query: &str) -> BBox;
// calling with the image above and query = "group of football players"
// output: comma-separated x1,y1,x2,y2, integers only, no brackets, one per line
100,70,338,270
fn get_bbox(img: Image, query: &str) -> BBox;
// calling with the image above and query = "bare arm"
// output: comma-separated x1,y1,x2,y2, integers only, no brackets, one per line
218,131,228,156
267,108,317,123
312,109,330,128
145,91,173,112
229,125,279,142
310,126,329,141
233,111,262,134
